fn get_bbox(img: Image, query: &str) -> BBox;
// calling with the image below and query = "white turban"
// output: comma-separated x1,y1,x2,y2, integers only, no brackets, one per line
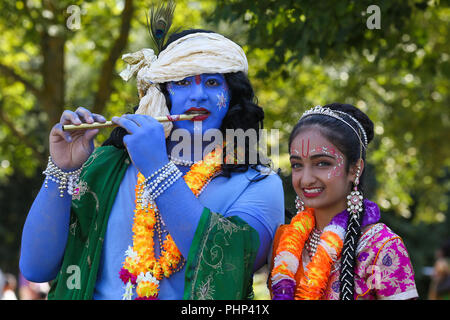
119,32,248,137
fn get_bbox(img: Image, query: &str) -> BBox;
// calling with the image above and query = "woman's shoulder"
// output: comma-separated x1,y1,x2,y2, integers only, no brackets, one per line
356,223,415,277
357,223,403,256
355,223,418,300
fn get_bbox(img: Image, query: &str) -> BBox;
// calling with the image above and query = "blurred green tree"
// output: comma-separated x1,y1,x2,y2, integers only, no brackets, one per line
0,0,212,275
0,0,135,174
0,0,448,300
210,0,449,298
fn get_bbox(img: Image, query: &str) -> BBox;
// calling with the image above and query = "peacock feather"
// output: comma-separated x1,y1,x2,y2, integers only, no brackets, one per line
147,0,176,55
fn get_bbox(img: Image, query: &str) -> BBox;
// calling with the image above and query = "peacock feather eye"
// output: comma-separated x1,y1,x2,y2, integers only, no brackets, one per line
147,0,176,54
155,29,164,39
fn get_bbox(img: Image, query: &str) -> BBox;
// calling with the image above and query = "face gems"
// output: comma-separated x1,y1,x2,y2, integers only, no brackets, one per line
311,146,344,179
216,92,228,110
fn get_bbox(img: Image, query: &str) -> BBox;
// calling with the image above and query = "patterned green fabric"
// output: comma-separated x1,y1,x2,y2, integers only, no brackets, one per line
48,146,130,300
47,146,260,300
183,208,260,300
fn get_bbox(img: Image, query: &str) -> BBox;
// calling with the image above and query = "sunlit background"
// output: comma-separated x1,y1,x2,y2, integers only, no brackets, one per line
0,0,448,300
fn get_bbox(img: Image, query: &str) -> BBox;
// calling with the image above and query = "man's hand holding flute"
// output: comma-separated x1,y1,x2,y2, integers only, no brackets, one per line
50,107,107,172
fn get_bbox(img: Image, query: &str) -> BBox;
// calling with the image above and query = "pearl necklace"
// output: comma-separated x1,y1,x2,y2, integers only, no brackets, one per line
305,227,323,259
152,163,219,272
168,155,200,167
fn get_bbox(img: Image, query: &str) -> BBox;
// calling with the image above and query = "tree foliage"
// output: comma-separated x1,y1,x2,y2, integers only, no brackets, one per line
0,0,448,299
209,0,450,223
210,0,449,298
212,0,428,74
0,0,211,274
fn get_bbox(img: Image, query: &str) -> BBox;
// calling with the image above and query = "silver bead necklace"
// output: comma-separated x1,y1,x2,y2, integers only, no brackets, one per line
306,227,323,259
168,155,200,167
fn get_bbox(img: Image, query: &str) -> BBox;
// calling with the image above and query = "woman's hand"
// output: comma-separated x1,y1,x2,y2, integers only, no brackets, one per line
50,107,106,171
111,114,169,176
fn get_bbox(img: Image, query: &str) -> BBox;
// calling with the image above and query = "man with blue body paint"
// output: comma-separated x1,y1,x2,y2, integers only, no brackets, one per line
19,29,284,300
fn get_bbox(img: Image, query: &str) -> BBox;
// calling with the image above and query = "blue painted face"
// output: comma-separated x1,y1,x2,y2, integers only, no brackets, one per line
167,73,230,134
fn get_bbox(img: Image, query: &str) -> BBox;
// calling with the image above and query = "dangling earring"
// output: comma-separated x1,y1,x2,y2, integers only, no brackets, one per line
347,165,363,218
295,196,305,212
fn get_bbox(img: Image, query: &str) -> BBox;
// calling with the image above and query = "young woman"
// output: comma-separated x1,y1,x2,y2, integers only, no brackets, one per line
269,103,418,300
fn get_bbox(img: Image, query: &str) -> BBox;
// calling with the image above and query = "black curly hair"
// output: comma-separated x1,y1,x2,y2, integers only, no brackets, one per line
103,29,268,177
288,102,374,300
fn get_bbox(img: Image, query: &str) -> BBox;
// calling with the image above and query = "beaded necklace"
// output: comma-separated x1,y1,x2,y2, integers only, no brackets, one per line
271,208,345,300
305,227,323,259
119,149,222,300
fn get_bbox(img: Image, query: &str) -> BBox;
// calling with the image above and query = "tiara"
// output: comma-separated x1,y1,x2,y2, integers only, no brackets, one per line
300,105,368,148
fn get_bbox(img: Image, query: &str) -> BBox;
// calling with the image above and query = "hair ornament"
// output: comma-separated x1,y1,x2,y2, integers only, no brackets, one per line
300,105,368,148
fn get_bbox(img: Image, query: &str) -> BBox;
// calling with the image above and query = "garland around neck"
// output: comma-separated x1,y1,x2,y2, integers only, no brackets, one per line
270,200,380,300
119,148,222,300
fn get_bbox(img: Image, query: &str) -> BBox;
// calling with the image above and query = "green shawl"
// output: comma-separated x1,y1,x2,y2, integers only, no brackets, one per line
47,146,259,300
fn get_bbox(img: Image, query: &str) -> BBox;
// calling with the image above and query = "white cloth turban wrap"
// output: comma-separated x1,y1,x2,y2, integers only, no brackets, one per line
119,32,249,137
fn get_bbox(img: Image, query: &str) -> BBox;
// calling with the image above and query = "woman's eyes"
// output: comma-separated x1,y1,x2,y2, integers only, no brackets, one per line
291,162,303,169
317,161,332,167
290,161,332,169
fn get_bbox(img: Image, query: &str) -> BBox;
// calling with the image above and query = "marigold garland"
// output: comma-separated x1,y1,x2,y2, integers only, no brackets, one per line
270,208,344,300
120,149,222,300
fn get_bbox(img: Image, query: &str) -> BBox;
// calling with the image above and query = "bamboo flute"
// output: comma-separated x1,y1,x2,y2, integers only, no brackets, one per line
62,114,202,131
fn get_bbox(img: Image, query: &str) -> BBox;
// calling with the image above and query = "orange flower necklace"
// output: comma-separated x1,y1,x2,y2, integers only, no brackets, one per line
120,149,222,300
270,208,345,300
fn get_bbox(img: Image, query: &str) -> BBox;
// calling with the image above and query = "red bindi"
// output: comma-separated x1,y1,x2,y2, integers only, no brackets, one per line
195,75,201,85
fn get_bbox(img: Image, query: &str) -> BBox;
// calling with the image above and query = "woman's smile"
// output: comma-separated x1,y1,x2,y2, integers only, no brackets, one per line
302,187,324,198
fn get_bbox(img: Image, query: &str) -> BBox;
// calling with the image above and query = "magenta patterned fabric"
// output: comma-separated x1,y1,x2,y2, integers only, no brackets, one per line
322,223,419,300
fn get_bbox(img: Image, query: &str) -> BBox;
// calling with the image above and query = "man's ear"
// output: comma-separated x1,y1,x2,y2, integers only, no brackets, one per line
349,158,365,183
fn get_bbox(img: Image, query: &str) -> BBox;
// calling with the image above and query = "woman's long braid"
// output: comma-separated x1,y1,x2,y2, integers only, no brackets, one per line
339,147,365,299
339,204,364,300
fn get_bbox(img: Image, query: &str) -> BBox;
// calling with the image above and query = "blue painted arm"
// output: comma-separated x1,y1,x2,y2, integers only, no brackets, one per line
223,174,285,271
19,180,72,282
155,179,273,271
155,169,284,272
